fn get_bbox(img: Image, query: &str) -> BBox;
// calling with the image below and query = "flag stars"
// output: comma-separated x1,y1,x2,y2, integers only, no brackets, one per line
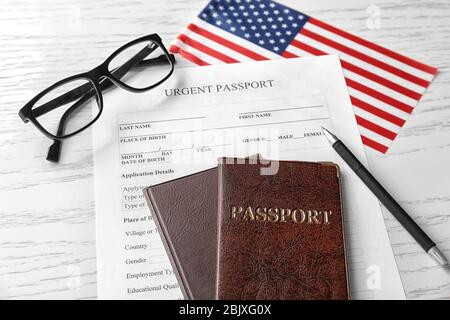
200,1,305,54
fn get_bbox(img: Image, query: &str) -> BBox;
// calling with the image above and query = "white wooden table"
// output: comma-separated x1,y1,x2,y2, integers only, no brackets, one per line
0,0,449,299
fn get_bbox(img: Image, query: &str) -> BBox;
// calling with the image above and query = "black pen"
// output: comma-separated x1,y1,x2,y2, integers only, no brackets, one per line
322,127,448,266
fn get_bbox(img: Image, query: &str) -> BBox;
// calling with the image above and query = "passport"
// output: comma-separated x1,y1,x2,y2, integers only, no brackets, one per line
217,157,349,300
143,167,218,300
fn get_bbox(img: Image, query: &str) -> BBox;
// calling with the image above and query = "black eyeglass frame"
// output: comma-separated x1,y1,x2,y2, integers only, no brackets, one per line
18,33,174,141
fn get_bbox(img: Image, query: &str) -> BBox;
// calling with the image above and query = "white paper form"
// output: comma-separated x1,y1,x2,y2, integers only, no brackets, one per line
94,56,405,299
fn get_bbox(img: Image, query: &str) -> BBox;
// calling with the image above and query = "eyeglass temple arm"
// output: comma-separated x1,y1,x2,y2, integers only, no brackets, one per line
46,53,176,162
46,90,96,162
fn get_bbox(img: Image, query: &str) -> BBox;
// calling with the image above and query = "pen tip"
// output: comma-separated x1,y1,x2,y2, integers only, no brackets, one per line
321,126,338,145
428,246,449,266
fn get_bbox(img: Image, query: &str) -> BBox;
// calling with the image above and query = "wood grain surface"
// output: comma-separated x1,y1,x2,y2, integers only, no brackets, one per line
0,0,449,299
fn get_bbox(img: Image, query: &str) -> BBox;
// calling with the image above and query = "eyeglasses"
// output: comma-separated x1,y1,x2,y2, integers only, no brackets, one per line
19,34,175,163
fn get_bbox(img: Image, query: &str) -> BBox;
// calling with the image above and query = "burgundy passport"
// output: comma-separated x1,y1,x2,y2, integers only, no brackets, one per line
143,167,217,300
217,157,349,300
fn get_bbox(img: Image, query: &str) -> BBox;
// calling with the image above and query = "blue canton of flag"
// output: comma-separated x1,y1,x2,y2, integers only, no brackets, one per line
200,0,309,54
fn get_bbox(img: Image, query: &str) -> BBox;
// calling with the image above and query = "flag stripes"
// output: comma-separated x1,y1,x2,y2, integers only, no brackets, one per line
187,24,269,61
307,17,438,75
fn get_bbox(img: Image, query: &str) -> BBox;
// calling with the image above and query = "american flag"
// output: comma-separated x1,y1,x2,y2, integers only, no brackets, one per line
170,0,438,153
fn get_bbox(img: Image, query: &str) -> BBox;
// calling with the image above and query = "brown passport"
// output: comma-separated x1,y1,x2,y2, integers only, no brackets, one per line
217,157,348,300
143,167,217,300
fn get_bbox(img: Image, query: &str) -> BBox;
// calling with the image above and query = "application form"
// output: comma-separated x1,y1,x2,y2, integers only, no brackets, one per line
93,56,405,299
